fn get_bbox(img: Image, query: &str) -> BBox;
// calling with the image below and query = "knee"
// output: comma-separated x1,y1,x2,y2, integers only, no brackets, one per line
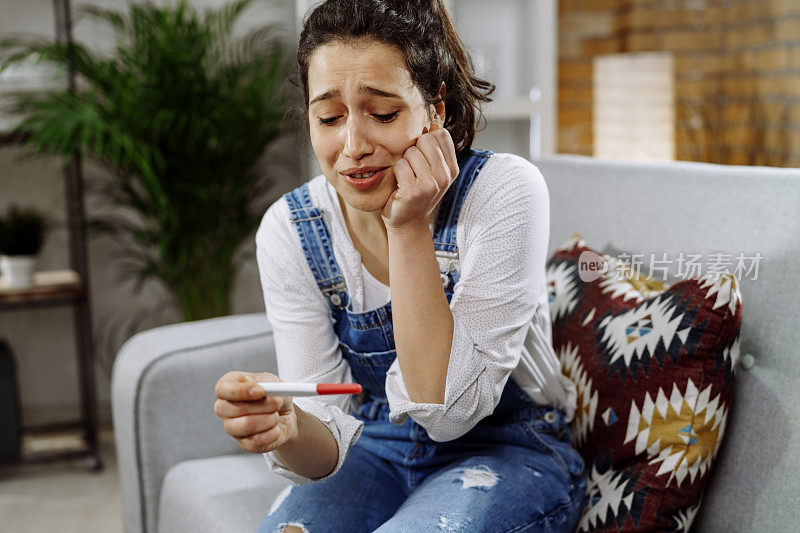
280,526,307,533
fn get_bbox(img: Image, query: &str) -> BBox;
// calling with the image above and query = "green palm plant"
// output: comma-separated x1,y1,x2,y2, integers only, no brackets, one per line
0,0,294,321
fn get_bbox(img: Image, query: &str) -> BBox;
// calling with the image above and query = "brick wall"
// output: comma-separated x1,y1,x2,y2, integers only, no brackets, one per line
559,0,800,166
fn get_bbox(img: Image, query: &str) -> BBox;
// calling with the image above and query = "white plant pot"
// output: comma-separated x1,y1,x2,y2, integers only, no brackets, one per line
0,255,37,289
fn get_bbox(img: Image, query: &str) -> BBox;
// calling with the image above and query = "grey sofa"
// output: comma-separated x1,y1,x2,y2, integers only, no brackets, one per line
112,155,800,533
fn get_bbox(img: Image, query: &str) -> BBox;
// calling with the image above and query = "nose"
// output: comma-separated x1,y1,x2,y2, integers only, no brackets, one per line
342,116,373,160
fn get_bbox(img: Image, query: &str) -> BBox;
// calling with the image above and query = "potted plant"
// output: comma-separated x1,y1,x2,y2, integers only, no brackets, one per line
0,0,295,320
0,203,52,289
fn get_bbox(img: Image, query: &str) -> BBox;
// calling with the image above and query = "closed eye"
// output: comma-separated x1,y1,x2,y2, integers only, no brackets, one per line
318,116,341,125
373,111,399,123
316,111,399,126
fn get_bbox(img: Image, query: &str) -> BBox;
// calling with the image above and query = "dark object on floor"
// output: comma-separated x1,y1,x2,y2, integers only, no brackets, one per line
0,338,21,463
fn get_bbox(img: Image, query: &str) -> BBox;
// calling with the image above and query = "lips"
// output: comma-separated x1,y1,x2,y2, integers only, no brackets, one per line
349,170,380,179
341,166,390,178
340,167,389,191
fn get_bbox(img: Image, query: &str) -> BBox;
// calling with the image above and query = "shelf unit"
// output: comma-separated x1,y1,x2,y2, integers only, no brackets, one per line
0,0,101,470
448,0,557,160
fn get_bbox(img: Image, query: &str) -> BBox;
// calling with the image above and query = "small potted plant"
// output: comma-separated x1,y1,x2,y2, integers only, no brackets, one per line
0,203,51,289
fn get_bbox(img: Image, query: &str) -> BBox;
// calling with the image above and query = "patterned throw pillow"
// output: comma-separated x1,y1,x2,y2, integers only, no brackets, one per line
546,234,742,532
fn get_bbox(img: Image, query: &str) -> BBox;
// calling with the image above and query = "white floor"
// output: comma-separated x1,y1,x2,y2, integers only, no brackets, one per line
0,427,122,533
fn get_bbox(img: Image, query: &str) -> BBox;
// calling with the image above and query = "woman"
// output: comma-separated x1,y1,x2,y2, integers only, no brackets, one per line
214,1,587,531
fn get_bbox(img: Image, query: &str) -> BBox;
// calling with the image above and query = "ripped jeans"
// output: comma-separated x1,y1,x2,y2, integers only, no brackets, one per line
257,400,587,533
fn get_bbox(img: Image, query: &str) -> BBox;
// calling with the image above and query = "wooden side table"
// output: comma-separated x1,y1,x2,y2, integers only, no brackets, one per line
0,270,102,470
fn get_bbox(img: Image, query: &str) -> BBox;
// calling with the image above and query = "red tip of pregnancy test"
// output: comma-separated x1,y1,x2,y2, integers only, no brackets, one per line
316,383,363,395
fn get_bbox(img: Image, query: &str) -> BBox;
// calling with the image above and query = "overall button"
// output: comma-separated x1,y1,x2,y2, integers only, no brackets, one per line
543,410,557,424
440,272,449,287
329,293,342,306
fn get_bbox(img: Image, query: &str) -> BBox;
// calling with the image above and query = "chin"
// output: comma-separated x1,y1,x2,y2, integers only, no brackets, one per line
337,179,395,212
344,193,388,214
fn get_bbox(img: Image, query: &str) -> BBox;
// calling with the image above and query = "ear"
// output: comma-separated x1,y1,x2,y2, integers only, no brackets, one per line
432,81,446,124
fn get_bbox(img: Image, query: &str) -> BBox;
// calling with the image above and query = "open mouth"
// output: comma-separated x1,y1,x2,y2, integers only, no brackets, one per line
347,168,388,179
341,167,390,190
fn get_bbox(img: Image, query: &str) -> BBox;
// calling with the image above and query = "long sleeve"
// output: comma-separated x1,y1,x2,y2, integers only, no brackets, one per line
384,154,551,442
255,199,364,485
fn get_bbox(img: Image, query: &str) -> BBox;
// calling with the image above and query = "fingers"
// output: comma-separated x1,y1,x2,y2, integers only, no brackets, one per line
253,372,281,383
414,132,450,191
223,412,280,438
215,371,285,402
215,372,263,401
214,395,286,418
394,123,458,189
406,123,458,189
428,122,459,180
392,155,416,192
214,371,295,454
237,424,284,454
403,145,439,195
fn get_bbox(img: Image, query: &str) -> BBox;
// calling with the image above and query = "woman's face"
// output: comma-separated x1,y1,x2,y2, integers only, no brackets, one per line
306,38,438,214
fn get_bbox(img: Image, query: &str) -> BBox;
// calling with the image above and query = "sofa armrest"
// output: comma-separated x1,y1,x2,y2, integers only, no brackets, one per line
112,312,275,533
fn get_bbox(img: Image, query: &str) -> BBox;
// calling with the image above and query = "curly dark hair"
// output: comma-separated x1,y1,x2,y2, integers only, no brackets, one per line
297,0,495,163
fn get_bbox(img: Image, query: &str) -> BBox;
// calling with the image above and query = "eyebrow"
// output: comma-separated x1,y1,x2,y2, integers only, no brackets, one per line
309,86,403,106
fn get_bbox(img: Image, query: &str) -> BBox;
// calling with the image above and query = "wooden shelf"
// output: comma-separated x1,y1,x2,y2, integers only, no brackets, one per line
0,269,83,310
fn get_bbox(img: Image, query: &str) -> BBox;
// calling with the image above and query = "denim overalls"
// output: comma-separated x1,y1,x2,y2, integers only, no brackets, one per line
258,150,587,533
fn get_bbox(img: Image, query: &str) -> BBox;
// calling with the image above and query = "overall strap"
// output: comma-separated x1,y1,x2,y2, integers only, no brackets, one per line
283,183,347,302
432,149,493,254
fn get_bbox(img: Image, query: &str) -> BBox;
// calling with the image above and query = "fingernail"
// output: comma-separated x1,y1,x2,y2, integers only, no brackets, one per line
249,386,263,398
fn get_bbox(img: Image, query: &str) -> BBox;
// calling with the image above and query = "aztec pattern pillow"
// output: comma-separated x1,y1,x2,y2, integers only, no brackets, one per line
546,234,742,532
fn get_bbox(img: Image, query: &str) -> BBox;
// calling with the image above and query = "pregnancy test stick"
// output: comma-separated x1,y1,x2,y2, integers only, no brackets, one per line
257,382,362,396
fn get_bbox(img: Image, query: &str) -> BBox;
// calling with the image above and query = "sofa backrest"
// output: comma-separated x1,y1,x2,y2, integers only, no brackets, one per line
533,154,800,532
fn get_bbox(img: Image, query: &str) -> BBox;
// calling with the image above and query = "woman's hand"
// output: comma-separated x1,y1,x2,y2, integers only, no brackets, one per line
381,122,460,230
213,371,297,454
